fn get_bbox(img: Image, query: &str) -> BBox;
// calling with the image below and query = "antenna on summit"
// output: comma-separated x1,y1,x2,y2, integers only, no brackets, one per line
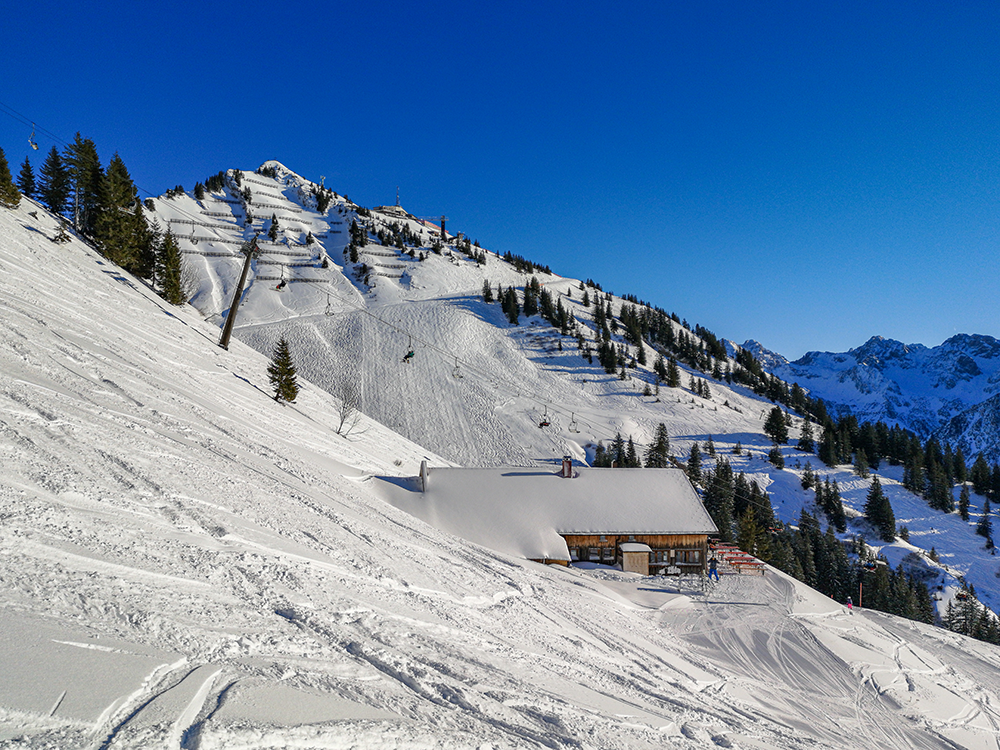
319,175,325,188
396,186,400,207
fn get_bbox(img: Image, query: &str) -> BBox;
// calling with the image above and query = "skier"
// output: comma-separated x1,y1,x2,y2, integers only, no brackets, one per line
708,557,719,582
846,596,853,613
402,350,415,363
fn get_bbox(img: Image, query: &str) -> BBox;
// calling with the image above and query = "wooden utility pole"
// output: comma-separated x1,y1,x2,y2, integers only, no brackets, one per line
218,232,260,350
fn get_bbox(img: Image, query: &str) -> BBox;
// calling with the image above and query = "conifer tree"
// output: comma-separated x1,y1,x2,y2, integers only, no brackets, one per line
797,419,815,452
95,153,140,269
268,213,279,241
157,230,184,304
865,476,895,542
704,458,735,541
667,357,681,388
0,147,20,209
977,498,993,542
482,279,493,302
959,484,971,521
16,156,35,198
854,448,870,479
764,406,789,444
267,338,299,403
971,454,992,496
625,436,639,468
39,147,70,215
64,133,102,235
687,443,702,483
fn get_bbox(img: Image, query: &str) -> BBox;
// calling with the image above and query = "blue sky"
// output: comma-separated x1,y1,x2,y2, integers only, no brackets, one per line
3,1,998,359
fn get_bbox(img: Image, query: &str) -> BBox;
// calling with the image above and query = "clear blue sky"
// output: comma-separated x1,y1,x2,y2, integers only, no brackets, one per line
4,1,998,359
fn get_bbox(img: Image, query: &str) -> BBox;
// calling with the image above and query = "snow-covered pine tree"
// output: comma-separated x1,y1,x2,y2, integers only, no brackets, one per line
267,338,299,403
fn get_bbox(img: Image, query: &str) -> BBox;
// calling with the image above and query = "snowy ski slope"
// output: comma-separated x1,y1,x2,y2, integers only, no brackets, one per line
5,192,1000,747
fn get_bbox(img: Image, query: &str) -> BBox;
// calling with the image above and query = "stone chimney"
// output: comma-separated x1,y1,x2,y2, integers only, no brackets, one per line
561,456,573,478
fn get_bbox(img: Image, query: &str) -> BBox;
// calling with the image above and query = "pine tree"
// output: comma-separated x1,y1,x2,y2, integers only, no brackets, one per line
39,146,70,215
959,484,971,521
977,498,993,541
625,436,639,468
95,153,140,269
687,443,702,483
854,448,870,479
157,230,184,304
797,419,815,452
643,423,671,468
267,338,299,403
865,476,895,542
667,357,681,388
268,213,279,241
16,156,35,198
64,133,103,235
704,459,735,541
764,406,789,444
971,453,991,496
0,147,20,209
482,279,493,302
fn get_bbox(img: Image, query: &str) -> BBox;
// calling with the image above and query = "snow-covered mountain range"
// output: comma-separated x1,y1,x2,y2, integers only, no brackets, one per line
744,335,1000,461
5,162,1000,747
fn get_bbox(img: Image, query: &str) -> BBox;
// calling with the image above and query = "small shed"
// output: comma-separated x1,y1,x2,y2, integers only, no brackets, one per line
618,543,653,575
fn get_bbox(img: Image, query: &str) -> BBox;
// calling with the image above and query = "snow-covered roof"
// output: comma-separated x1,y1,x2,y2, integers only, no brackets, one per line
378,467,717,562
619,543,652,553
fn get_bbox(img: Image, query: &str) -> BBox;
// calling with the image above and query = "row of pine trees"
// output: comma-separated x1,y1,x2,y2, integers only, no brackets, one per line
0,140,186,305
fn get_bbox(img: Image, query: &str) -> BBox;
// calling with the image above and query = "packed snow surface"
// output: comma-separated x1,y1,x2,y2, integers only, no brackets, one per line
5,194,1000,748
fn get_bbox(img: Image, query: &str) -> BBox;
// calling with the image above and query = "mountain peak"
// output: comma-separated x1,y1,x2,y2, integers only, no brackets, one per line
847,336,923,367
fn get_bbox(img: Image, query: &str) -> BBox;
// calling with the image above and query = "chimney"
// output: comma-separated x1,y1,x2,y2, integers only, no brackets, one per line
420,460,429,491
561,456,573,478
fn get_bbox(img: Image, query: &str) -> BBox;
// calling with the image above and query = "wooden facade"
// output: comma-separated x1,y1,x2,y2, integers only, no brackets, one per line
560,533,710,575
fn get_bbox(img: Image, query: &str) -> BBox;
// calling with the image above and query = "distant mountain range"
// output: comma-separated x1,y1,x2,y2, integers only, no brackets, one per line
743,334,1000,461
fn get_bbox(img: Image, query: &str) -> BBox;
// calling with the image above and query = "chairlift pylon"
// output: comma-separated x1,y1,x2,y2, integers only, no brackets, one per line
28,123,38,151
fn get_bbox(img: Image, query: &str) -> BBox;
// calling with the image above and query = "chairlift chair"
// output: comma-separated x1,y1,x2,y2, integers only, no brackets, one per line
325,293,334,316
539,406,551,428
28,123,38,151
402,336,415,363
569,413,580,433
452,357,463,379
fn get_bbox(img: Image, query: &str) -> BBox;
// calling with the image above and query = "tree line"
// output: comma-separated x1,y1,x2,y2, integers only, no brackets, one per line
1,138,187,305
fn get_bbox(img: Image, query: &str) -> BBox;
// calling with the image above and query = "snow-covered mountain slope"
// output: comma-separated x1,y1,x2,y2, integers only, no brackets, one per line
8,187,1000,747
156,161,772,467
163,162,1000,616
748,334,1000,459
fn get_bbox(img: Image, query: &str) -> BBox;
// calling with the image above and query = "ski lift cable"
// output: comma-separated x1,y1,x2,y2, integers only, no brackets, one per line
314,282,649,439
